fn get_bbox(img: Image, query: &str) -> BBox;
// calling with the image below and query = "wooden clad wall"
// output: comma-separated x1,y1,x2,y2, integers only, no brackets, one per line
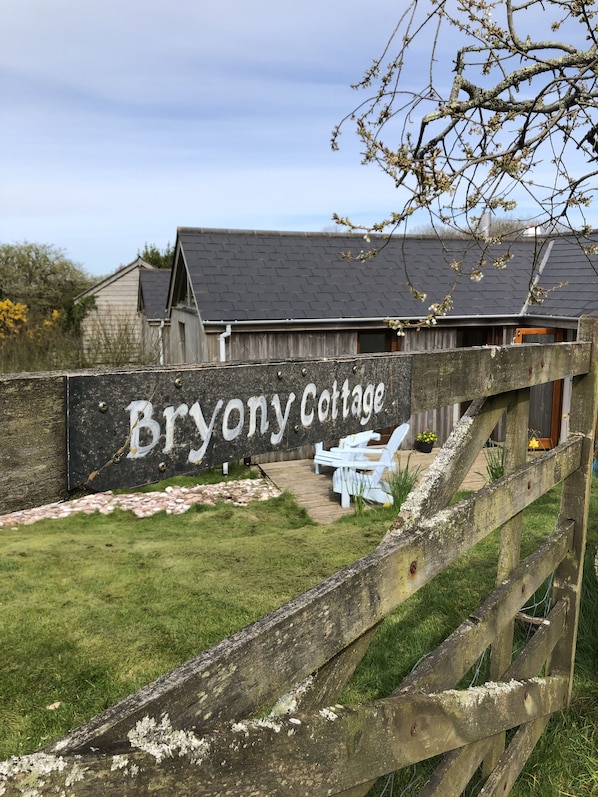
80,267,147,364
402,326,458,446
205,328,357,364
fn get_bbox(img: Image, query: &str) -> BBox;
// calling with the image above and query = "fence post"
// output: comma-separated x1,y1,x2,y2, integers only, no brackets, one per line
549,316,598,701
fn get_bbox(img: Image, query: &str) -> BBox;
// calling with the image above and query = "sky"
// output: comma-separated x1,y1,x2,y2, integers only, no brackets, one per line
0,0,409,277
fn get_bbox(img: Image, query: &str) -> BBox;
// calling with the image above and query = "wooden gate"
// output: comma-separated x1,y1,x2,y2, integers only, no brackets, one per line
1,317,597,796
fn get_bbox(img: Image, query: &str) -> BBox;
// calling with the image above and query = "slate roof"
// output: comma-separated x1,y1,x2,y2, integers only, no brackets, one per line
526,234,598,320
174,228,598,324
139,269,172,320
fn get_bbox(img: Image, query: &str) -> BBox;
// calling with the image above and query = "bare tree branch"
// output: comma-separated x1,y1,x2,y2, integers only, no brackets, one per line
333,0,598,328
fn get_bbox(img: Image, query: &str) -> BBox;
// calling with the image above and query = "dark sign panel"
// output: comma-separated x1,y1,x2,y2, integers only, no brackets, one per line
67,354,412,492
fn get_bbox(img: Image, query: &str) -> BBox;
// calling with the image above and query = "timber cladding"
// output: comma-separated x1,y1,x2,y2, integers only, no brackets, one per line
0,341,591,512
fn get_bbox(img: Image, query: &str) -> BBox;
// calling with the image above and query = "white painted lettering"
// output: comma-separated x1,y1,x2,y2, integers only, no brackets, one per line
271,393,296,445
300,383,316,426
351,384,363,418
317,389,331,422
222,399,244,441
330,380,340,420
361,384,374,425
188,400,224,463
127,400,161,459
247,395,269,437
341,379,351,418
374,382,385,413
124,376,389,465
162,404,189,453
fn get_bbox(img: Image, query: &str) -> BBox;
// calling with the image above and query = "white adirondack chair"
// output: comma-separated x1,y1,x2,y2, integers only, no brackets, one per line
331,423,410,509
313,430,381,474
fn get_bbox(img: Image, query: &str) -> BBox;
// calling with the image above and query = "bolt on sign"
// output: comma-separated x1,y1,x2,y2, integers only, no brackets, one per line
67,354,412,492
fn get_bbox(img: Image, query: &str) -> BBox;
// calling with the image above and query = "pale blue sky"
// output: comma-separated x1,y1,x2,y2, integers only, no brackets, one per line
2,1,595,278
0,0,408,276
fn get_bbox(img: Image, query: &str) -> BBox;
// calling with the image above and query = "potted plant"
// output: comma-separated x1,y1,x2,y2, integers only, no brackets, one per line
414,428,437,453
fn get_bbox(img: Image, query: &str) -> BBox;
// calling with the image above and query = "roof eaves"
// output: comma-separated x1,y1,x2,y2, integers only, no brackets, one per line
200,312,531,326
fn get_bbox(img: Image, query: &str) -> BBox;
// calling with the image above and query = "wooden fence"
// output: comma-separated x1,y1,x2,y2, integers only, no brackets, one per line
2,316,598,795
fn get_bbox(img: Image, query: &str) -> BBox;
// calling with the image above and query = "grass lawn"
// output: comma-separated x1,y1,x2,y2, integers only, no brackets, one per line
1,470,597,795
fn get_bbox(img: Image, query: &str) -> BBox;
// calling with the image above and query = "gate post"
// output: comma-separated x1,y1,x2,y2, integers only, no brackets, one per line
549,316,598,701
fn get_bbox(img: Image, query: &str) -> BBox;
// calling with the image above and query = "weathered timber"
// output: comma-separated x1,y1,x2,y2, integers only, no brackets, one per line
336,393,514,797
549,317,598,699
337,394,515,797
485,387,530,775
270,625,380,716
418,737,495,797
338,390,530,797
0,340,590,511
0,373,67,514
409,341,590,412
396,392,511,525
502,602,567,683
416,601,567,797
397,527,573,696
340,534,572,797
477,717,549,797
497,388,531,582
1,677,568,797
45,442,579,755
66,343,588,492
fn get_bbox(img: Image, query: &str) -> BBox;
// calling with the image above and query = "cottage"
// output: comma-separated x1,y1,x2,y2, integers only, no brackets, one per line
75,257,159,365
164,227,598,452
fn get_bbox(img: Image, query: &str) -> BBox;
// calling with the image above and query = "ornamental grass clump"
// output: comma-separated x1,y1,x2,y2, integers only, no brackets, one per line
482,444,506,482
386,456,423,509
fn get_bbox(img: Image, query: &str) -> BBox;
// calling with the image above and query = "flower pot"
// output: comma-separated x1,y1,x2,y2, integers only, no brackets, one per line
414,440,434,453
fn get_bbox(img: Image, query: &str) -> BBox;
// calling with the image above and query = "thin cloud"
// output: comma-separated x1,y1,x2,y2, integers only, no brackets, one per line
0,0,416,274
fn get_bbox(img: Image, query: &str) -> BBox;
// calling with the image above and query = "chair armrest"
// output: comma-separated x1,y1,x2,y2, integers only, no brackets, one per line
333,446,382,458
340,431,381,447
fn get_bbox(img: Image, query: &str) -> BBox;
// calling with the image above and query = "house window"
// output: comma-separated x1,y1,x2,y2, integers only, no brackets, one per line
459,327,502,347
173,271,196,308
357,331,400,354
515,327,564,449
178,321,186,362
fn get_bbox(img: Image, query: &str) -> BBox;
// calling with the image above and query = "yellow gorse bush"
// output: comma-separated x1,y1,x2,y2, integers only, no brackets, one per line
0,299,28,339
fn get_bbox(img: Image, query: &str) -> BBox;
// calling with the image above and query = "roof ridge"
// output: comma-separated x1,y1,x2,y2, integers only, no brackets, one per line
177,226,368,238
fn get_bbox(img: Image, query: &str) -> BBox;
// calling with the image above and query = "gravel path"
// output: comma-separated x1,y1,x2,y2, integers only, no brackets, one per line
0,478,282,530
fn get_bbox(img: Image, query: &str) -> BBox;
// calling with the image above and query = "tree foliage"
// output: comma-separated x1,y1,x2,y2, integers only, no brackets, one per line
0,242,92,321
333,0,598,323
138,242,174,269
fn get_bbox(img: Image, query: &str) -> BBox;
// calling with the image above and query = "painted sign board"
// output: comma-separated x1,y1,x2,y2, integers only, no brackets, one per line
67,354,412,492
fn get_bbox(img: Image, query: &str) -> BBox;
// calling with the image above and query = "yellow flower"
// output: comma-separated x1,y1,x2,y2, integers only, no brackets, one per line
416,428,437,444
529,437,540,450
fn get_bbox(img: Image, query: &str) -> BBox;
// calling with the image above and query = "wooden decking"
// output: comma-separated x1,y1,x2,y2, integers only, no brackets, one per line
260,448,491,524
